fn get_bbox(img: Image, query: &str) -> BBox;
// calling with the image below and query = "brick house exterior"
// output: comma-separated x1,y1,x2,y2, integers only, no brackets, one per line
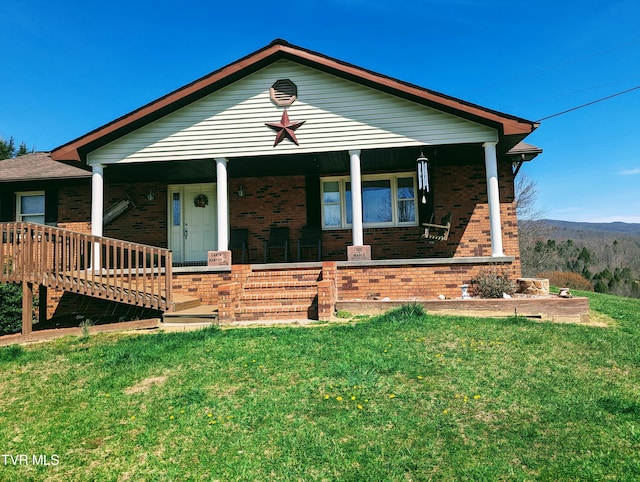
1,40,541,323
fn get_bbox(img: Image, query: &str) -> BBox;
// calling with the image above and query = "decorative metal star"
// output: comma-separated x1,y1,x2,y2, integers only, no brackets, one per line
265,110,305,147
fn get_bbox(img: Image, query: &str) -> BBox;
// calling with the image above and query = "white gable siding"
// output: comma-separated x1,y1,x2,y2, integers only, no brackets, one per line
87,60,497,164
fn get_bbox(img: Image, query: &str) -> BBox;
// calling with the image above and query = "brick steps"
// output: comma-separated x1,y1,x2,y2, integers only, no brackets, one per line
240,291,317,303
243,280,318,290
235,268,321,321
235,304,318,321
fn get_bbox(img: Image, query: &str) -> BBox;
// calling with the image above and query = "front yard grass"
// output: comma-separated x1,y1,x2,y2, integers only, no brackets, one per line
0,291,639,480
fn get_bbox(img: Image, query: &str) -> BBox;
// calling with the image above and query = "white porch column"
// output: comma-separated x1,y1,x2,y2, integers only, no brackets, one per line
215,157,229,251
91,164,104,269
483,142,505,257
349,149,364,247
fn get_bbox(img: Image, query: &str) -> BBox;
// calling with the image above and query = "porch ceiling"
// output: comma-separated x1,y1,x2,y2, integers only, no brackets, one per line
102,145,492,183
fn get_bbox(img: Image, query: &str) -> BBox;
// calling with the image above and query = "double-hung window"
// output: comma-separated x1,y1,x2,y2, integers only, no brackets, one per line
321,173,418,229
16,191,45,224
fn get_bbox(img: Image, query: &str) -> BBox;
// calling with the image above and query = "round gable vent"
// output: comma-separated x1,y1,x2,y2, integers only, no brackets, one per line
270,79,297,106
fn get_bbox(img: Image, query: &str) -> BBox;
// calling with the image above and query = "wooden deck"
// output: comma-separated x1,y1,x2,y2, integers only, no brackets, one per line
1,222,173,312
0,222,175,339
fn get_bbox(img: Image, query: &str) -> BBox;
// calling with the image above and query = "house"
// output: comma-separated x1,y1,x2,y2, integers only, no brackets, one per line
1,39,547,330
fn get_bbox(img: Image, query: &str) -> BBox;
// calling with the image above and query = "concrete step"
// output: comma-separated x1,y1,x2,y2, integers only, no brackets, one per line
163,304,218,324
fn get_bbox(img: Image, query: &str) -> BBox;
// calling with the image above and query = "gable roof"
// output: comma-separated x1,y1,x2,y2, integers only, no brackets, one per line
51,39,538,163
0,152,91,182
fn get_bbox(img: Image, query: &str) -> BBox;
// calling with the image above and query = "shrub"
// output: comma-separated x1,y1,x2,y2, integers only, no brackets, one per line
382,303,426,322
537,271,593,291
470,267,516,298
0,283,23,335
0,344,25,362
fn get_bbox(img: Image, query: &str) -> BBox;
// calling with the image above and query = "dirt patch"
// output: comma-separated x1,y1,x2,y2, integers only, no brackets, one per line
124,375,167,395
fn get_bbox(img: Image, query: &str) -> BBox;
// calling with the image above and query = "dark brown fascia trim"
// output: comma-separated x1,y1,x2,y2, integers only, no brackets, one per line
275,43,538,136
51,39,538,162
52,42,288,162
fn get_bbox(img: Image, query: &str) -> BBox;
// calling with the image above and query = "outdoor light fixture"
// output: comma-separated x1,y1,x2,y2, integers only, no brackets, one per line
145,189,155,201
416,151,430,204
237,185,245,197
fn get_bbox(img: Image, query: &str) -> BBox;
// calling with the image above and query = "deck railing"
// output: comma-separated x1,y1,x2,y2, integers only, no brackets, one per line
0,222,173,311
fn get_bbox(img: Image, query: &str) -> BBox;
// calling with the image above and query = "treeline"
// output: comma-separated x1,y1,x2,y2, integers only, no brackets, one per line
520,222,640,298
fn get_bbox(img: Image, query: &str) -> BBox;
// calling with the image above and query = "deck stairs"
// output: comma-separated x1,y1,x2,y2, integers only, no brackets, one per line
234,268,321,321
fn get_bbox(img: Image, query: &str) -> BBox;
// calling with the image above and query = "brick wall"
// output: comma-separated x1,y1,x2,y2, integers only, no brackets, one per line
229,175,307,262
336,261,514,301
103,182,168,247
57,183,91,233
171,271,231,305
56,181,167,246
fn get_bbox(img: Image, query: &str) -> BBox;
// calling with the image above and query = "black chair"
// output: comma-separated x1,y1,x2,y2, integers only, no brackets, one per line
263,227,290,263
297,226,322,261
229,228,249,263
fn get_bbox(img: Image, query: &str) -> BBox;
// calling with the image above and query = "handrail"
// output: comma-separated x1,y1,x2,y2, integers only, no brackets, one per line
0,222,173,311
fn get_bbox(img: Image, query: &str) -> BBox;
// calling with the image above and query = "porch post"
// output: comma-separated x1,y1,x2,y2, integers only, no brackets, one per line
347,149,371,261
91,164,104,269
349,149,364,246
215,158,229,251
483,142,505,257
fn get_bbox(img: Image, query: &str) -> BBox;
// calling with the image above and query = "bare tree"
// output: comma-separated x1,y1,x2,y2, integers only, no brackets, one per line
515,174,554,276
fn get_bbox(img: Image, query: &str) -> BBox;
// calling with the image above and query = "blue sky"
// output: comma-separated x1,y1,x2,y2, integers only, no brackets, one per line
1,0,639,223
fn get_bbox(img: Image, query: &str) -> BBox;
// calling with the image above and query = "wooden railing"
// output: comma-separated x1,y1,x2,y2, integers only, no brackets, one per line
0,222,173,311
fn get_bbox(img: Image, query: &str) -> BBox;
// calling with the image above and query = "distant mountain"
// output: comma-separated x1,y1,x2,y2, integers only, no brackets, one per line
538,219,640,236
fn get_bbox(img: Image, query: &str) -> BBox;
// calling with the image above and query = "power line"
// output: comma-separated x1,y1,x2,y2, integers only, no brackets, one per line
536,85,640,122
475,36,640,95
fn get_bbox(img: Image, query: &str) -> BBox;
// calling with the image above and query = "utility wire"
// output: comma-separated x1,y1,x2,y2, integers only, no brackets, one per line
536,85,640,121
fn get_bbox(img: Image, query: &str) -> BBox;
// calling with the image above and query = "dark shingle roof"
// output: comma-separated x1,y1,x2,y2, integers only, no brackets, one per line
0,152,91,182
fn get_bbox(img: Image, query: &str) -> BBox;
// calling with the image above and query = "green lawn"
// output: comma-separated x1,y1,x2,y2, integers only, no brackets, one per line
1,292,639,481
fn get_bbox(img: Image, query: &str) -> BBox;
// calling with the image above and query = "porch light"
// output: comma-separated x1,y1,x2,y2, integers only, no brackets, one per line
145,189,155,201
237,185,245,197
416,151,430,204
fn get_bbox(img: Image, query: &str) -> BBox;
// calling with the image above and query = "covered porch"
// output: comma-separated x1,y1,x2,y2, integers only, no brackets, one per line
86,142,519,268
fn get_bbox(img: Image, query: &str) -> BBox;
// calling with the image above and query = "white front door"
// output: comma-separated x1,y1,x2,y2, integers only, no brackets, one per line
168,183,217,264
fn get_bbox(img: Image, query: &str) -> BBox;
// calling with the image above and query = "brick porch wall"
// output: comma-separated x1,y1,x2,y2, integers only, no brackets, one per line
335,261,514,302
171,271,231,305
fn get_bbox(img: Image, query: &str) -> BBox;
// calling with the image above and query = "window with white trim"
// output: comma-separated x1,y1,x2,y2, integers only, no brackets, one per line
16,191,45,224
321,173,418,229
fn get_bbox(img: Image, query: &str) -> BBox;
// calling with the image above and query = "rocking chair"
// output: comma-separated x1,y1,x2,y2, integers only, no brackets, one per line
422,213,452,241
263,226,290,263
229,228,250,264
